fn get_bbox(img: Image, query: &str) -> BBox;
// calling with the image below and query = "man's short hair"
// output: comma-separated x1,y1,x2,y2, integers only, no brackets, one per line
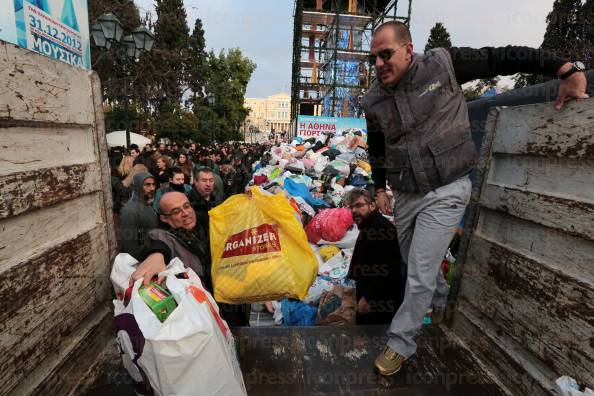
344,188,374,206
373,21,411,44
170,167,184,177
193,166,214,180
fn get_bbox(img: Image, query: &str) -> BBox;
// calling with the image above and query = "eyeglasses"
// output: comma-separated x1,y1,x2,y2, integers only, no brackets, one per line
368,43,408,65
162,202,192,216
345,202,370,210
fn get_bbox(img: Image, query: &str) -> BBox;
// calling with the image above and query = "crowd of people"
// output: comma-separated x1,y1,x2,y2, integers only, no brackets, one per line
109,141,267,325
110,142,266,210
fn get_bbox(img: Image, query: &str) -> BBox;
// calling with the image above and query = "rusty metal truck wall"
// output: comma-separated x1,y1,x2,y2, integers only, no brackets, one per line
450,99,594,395
0,42,116,395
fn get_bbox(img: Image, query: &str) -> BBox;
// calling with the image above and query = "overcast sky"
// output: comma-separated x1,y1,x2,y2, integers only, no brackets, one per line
134,0,556,97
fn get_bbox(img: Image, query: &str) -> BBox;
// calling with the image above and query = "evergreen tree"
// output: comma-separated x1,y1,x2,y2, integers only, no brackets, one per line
425,22,452,52
578,0,594,66
515,0,583,88
186,18,208,108
542,0,583,58
155,101,200,141
152,0,190,107
200,49,256,142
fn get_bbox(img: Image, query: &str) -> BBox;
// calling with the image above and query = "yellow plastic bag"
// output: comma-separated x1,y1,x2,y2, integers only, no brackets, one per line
357,159,371,173
317,245,341,262
209,187,318,304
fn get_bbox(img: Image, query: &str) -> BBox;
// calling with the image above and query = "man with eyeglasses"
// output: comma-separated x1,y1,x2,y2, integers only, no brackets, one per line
129,191,250,326
364,21,588,376
345,189,406,326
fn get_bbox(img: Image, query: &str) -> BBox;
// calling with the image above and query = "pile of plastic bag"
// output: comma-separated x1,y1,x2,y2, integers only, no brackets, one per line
247,131,371,326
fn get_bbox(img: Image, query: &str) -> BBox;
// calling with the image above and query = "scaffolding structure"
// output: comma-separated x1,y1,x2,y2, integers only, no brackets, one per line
291,0,412,120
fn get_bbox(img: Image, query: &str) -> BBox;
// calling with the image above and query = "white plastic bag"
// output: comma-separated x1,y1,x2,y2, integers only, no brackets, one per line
318,251,351,280
110,253,138,300
318,225,359,249
111,254,247,396
314,155,329,174
555,376,594,396
330,159,350,177
303,276,335,304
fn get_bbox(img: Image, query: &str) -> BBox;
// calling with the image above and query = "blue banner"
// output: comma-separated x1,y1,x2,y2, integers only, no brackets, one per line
0,0,90,69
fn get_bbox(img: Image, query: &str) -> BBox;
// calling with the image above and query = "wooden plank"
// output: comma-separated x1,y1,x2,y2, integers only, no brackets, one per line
450,107,500,304
458,236,594,387
0,163,101,219
450,303,558,396
90,71,117,262
481,183,594,241
487,154,594,202
0,226,110,393
0,42,113,396
234,325,506,396
13,308,112,396
0,193,103,272
451,91,594,394
0,125,96,175
492,98,594,159
0,41,94,124
476,208,594,283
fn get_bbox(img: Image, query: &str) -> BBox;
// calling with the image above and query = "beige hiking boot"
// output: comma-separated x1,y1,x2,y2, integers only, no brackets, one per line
432,309,445,325
374,346,406,376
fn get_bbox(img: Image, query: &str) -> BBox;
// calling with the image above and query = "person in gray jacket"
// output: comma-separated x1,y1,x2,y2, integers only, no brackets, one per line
119,172,158,259
366,21,588,375
130,191,250,327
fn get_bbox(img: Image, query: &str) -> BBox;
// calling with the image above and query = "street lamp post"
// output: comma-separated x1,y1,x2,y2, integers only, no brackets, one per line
206,93,216,144
91,13,154,149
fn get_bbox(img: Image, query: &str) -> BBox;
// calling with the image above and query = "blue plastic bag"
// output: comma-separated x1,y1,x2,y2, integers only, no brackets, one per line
281,299,318,326
284,178,329,208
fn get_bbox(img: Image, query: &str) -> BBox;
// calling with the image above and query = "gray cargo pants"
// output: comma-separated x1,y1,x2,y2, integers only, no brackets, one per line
387,176,471,358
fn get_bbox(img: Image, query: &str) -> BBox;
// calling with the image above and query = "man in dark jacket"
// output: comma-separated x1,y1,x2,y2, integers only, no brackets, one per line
187,167,223,234
119,172,158,259
131,192,250,326
346,189,406,325
231,155,249,195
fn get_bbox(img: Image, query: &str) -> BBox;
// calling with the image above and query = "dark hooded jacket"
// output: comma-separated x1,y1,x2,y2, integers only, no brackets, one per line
187,187,223,236
119,172,159,259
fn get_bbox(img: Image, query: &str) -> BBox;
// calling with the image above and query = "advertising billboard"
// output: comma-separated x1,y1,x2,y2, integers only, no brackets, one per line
296,116,367,138
0,0,91,69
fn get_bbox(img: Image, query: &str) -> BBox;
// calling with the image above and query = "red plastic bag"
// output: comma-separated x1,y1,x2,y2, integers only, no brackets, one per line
305,208,354,244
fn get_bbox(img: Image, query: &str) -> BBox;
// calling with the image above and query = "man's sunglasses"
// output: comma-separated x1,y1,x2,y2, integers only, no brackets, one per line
368,43,408,65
